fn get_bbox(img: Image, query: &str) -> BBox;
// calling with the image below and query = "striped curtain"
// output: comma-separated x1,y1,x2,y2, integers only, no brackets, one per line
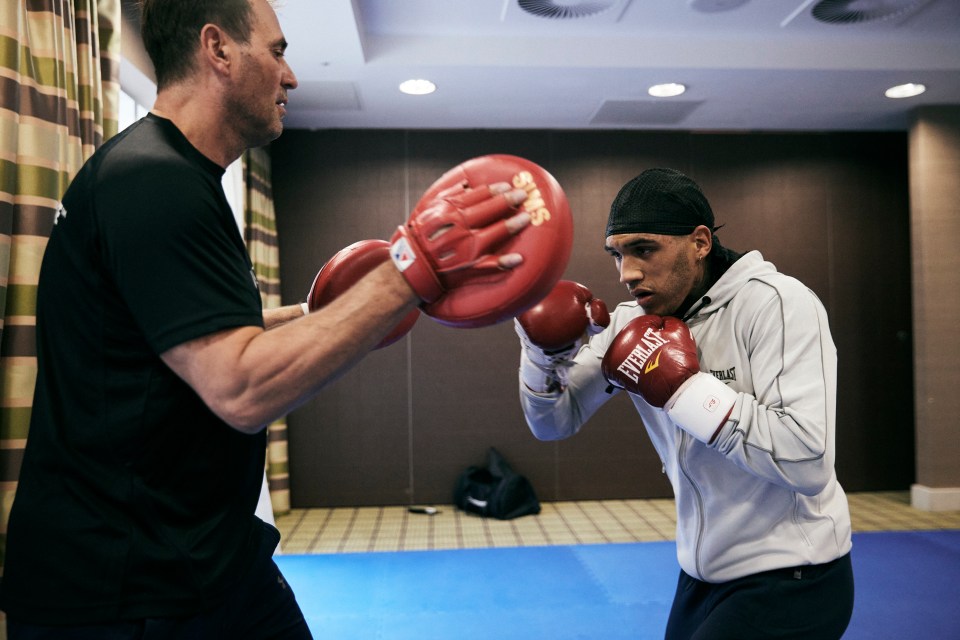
243,147,291,516
0,0,120,573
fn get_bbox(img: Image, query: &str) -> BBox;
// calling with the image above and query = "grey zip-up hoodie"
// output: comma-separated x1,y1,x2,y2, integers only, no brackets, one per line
519,251,852,582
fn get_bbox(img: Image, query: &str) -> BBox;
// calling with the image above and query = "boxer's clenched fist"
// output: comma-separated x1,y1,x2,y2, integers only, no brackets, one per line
518,280,609,351
515,280,608,393
601,315,737,443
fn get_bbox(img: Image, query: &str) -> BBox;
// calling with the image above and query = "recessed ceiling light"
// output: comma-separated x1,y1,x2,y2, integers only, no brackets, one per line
885,83,926,99
399,79,436,96
648,83,687,98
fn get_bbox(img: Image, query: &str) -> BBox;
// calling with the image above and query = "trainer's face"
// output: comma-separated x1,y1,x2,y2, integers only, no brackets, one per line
605,231,702,317
227,0,298,146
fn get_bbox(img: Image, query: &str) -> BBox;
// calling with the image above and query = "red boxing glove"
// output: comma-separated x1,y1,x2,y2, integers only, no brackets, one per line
601,315,698,407
307,240,420,350
517,280,610,351
601,315,737,443
515,280,609,393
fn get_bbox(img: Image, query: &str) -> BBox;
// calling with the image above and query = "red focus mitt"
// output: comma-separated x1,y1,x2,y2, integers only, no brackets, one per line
390,154,574,328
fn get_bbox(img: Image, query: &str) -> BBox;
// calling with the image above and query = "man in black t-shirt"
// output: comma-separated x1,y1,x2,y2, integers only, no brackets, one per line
0,1,532,638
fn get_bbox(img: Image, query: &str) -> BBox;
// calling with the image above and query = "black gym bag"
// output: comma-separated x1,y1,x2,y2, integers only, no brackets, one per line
453,447,541,520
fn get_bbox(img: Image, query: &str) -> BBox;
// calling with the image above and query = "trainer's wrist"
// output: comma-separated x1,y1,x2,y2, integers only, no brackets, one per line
389,227,444,303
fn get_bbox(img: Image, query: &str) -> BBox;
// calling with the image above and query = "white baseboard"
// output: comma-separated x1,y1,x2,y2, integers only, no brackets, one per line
911,484,960,511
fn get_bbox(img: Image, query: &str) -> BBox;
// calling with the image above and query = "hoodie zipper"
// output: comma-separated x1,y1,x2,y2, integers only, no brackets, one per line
676,298,710,580
677,429,707,580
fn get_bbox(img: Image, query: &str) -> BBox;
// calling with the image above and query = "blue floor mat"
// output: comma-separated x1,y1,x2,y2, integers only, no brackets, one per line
275,530,960,639
843,530,960,640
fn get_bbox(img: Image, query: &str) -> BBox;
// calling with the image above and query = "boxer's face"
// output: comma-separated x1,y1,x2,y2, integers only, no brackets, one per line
605,231,703,317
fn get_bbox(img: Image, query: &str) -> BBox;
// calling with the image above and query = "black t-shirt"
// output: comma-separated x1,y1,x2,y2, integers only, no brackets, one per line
0,115,267,624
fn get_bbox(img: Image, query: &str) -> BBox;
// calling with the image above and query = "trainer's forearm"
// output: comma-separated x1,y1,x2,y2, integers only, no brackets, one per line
263,303,307,330
163,262,418,433
234,263,419,429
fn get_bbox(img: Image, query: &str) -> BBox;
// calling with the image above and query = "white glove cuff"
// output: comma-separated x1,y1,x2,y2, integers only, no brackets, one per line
514,319,581,393
300,302,310,316
665,372,737,444
514,319,579,366
519,352,556,394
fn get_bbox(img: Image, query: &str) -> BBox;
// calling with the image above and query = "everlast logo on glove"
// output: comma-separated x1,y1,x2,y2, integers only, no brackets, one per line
601,315,704,408
602,314,737,442
614,327,669,383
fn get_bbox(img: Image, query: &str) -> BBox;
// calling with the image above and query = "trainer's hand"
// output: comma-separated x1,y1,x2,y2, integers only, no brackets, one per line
390,182,530,304
515,280,609,393
601,315,736,443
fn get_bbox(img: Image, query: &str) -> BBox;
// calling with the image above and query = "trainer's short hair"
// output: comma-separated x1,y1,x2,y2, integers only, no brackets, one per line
139,0,256,90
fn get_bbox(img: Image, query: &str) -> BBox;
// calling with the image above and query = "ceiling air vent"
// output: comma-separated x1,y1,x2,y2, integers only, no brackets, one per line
517,0,617,19
810,0,926,25
688,0,751,13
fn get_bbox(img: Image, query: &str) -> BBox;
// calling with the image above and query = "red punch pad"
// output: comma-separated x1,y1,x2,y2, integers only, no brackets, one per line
420,154,573,328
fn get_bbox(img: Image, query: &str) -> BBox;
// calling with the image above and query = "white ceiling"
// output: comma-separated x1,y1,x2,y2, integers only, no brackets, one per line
273,0,960,132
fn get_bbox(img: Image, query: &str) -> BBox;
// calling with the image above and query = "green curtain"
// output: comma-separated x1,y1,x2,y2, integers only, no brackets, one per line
0,0,120,582
243,147,291,516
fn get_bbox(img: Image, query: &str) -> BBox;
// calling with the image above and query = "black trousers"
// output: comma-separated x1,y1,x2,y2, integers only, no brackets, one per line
665,553,854,640
7,527,312,640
